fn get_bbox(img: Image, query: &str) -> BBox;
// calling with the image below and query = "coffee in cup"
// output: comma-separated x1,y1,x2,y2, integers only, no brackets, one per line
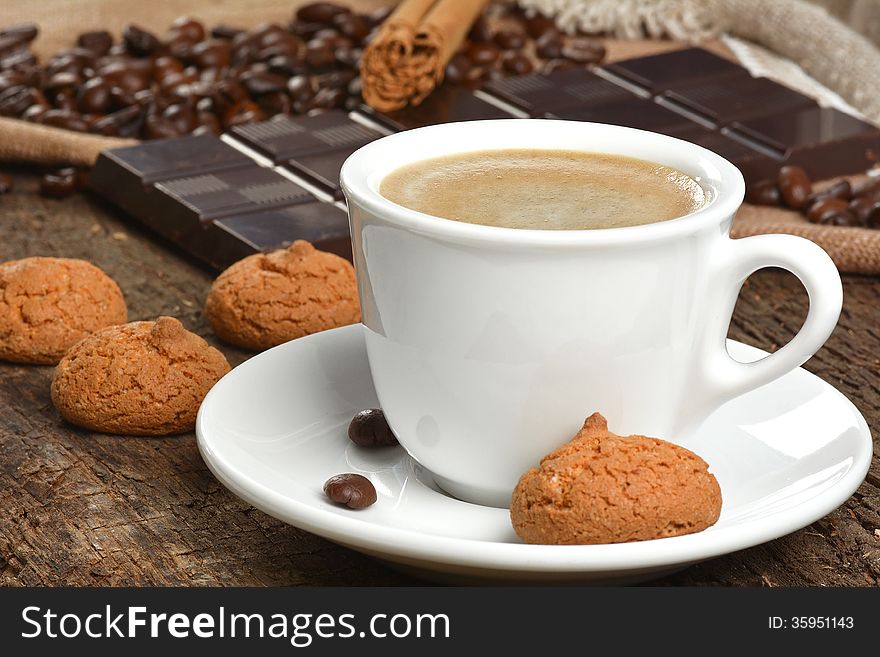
380,149,707,230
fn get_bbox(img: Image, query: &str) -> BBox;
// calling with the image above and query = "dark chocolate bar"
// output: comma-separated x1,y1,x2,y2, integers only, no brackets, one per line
547,97,695,134
154,166,314,224
664,125,770,162
483,68,636,116
362,83,513,131
603,47,750,94
229,111,384,163
661,76,816,126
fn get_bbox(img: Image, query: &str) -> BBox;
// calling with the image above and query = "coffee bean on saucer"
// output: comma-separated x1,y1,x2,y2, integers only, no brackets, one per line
323,473,377,509
562,38,605,64
0,173,12,194
39,169,77,198
777,165,812,209
745,179,782,206
348,408,398,448
535,30,564,59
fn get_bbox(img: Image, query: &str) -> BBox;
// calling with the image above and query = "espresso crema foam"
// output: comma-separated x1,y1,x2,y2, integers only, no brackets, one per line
380,149,706,230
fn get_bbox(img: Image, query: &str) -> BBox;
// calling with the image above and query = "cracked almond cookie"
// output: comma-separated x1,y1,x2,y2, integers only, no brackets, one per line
51,316,230,436
510,413,722,545
204,240,360,351
0,257,127,364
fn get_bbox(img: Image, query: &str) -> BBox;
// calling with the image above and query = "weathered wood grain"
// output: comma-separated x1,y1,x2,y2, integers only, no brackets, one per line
1,171,877,586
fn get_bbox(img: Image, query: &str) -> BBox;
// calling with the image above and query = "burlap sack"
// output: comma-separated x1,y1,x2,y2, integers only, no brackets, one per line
3,0,880,273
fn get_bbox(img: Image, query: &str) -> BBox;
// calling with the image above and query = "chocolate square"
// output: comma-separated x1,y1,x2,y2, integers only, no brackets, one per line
229,111,383,163
661,76,816,126
602,47,749,94
727,106,880,180
362,83,513,131
154,166,315,223
547,97,696,134
664,125,769,162
192,202,352,269
283,145,361,200
483,68,636,116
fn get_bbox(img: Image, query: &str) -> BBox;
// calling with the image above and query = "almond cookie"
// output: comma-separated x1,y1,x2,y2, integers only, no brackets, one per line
0,257,127,364
204,240,360,351
51,317,230,436
510,413,722,545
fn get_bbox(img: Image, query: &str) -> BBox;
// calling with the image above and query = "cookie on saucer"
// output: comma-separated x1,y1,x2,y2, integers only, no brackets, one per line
0,257,127,364
51,316,230,436
510,413,722,545
204,240,360,351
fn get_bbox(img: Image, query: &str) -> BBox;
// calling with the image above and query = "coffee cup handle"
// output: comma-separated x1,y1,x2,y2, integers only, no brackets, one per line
699,233,842,409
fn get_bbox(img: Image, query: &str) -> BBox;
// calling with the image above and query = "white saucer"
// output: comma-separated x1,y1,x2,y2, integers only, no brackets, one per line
196,325,872,584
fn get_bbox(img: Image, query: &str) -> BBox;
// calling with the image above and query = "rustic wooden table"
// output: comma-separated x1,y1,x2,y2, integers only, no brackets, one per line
1,170,877,586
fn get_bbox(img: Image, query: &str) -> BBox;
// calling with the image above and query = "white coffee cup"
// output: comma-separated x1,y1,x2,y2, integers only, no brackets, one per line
340,119,842,508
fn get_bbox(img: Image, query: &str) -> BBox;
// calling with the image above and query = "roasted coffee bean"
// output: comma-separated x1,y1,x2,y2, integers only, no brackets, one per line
297,2,350,25
162,103,197,133
849,196,880,226
535,30,564,59
240,69,288,95
309,86,346,109
256,91,292,115
466,42,500,66
333,13,370,42
286,74,314,100
40,109,90,132
211,25,243,40
562,37,605,64
189,40,232,69
468,15,492,43
494,28,526,50
77,31,113,56
806,179,851,206
304,38,336,69
55,92,77,112
144,113,180,139
348,409,398,448
314,69,355,89
91,105,143,136
39,169,77,198
445,53,472,85
502,51,533,76
334,46,362,68
44,71,82,98
323,473,377,509
22,103,47,121
347,75,362,98
0,24,38,46
0,85,39,116
289,20,325,40
77,77,112,114
153,55,184,80
819,210,858,227
0,48,38,72
746,179,782,206
123,24,160,56
0,173,12,194
806,197,849,223
99,62,151,93
525,13,557,39
850,177,880,200
268,54,305,76
777,165,812,209
168,16,206,43
224,99,265,127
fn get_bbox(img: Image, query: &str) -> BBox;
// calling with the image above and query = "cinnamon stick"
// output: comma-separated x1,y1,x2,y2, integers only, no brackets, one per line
360,0,490,112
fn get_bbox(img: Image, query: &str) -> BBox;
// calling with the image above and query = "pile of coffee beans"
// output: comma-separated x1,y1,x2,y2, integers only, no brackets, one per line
748,165,880,228
0,3,607,198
